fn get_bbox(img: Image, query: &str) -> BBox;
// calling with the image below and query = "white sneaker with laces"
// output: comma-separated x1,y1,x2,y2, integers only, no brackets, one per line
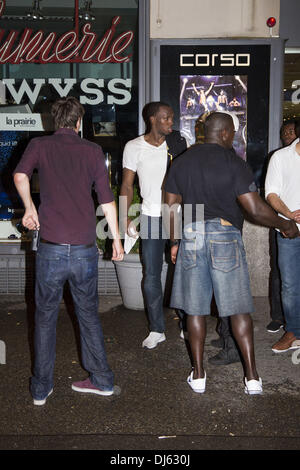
187,370,206,393
244,377,263,395
142,332,166,349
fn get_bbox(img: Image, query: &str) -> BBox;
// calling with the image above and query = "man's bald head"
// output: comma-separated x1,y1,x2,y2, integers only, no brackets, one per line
204,112,233,135
204,112,235,148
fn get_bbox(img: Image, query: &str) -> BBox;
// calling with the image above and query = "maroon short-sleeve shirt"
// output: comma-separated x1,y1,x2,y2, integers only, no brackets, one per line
14,128,114,244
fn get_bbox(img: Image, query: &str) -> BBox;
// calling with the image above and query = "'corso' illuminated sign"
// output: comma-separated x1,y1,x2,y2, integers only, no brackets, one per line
180,53,250,67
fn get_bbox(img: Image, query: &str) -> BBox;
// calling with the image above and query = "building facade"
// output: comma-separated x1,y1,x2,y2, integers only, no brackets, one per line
0,0,300,295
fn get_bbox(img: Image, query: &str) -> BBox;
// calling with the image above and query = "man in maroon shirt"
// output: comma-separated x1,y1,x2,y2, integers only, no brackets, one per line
14,97,123,405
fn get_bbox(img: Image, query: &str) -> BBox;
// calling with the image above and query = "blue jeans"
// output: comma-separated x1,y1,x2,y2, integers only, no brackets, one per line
277,233,300,338
170,219,254,317
31,242,114,400
140,215,166,333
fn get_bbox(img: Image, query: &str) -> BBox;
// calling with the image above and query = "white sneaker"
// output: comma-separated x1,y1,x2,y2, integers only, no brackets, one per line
33,388,53,406
187,370,206,393
244,377,263,395
142,332,166,349
180,330,188,340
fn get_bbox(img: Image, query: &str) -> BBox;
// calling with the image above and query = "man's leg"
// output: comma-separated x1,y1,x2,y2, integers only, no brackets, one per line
230,313,258,381
277,235,300,339
187,315,206,378
177,309,187,337
206,221,261,390
69,244,114,391
141,216,166,334
31,243,67,401
209,317,241,365
268,229,284,331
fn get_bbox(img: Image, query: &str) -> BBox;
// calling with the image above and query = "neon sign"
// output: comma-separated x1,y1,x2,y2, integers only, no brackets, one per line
0,1,5,18
0,14,134,64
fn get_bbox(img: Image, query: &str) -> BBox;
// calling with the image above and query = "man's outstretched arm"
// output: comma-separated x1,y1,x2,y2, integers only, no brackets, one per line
164,191,182,264
120,168,138,238
267,192,300,225
101,201,124,261
238,191,299,238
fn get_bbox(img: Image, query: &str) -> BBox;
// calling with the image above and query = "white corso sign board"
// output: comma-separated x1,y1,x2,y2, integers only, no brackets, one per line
0,113,49,131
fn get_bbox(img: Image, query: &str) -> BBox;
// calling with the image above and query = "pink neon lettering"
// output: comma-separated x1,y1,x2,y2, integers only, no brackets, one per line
38,33,57,63
55,31,77,61
0,1,5,18
111,31,134,63
82,16,119,63
0,15,134,64
0,30,20,62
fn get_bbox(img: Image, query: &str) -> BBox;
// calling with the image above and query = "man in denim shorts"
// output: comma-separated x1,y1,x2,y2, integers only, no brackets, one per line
164,112,298,395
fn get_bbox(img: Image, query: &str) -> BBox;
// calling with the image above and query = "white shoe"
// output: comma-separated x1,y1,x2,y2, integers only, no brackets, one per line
33,388,53,406
187,370,206,393
180,330,188,340
142,332,166,349
244,377,263,395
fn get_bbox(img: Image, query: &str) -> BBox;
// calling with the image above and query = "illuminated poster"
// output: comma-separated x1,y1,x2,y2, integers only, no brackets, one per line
160,44,271,186
180,74,247,160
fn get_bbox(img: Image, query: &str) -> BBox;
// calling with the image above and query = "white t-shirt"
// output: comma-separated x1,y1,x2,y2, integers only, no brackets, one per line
265,138,300,229
122,135,168,217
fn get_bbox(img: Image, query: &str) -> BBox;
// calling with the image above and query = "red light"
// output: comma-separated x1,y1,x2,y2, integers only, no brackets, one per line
267,17,276,28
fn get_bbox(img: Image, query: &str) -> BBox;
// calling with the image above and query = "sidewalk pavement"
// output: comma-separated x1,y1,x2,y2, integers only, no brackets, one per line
0,294,299,451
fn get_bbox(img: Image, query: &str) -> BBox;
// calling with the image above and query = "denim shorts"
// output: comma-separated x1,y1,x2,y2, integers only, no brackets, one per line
170,219,254,317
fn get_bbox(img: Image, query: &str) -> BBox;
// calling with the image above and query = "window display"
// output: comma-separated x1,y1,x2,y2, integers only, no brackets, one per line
180,74,247,160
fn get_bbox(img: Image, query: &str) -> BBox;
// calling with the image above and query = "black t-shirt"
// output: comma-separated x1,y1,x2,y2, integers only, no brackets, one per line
164,143,257,231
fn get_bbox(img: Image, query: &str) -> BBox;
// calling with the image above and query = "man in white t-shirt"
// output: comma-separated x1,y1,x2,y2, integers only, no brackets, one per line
120,102,186,349
265,132,300,353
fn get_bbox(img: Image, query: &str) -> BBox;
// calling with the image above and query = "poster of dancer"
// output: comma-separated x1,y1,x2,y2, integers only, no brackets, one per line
180,74,247,160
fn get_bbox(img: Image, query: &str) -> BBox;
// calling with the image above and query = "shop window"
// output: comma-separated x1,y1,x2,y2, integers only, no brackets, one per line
0,1,139,187
283,50,300,122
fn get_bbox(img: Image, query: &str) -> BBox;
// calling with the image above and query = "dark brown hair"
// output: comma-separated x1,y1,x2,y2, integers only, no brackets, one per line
51,96,85,130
